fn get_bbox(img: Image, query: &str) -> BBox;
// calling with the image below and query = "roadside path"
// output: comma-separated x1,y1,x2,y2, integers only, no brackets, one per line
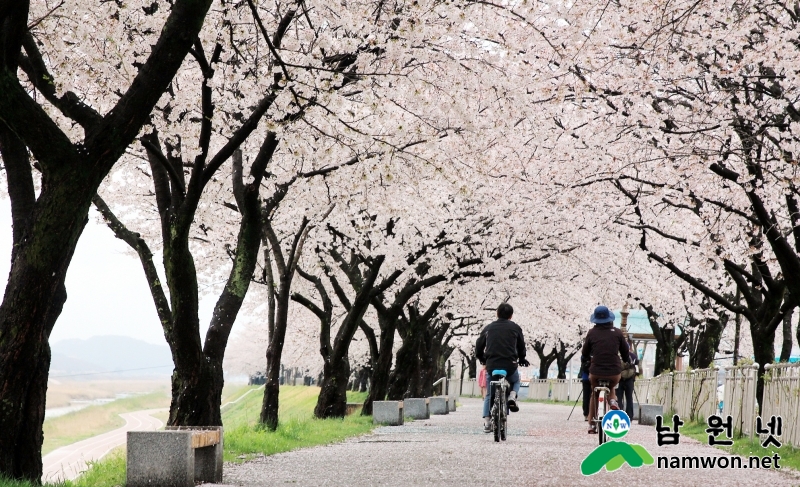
220,398,800,486
42,408,164,483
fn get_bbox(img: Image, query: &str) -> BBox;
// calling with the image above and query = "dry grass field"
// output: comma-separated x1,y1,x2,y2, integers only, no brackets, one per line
46,379,170,408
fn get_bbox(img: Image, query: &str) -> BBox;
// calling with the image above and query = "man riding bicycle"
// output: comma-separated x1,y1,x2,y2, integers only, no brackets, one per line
476,303,529,433
580,305,630,434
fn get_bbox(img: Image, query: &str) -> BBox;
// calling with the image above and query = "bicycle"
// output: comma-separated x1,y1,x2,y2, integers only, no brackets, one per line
592,379,611,445
489,369,509,442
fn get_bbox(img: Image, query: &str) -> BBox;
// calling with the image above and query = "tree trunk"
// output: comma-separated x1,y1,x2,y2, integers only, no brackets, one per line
0,183,89,481
538,359,552,379
363,320,395,415
358,368,370,392
653,327,677,377
689,314,726,370
467,353,477,379
169,359,223,425
314,359,350,418
642,304,683,376
532,343,556,379
387,337,421,399
555,341,578,380
779,307,793,362
260,284,291,430
751,327,776,414
260,344,282,430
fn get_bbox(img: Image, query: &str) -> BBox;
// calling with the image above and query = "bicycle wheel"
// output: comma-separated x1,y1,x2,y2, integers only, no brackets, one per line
598,390,607,445
493,386,501,442
500,390,507,441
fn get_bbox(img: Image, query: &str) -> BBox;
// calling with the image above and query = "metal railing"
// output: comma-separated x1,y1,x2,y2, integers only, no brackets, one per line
432,376,447,396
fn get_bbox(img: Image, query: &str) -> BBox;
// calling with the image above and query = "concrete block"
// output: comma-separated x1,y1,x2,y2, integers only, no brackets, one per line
631,402,639,421
373,401,404,425
165,426,223,484
430,396,449,415
639,404,663,426
127,427,223,487
127,431,194,487
404,398,430,419
447,396,456,412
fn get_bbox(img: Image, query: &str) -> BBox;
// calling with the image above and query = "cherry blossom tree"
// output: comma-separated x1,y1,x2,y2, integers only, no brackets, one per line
0,0,217,478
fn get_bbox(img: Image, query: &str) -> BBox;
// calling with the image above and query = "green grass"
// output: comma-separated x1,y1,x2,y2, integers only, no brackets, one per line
0,478,69,487
667,417,800,472
221,386,374,462
0,449,125,487
346,390,368,404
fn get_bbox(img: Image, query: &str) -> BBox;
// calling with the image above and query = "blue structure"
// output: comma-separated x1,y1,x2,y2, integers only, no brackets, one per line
611,309,682,338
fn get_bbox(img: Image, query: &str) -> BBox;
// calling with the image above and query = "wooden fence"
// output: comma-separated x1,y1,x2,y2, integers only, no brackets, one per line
456,362,800,448
672,368,718,422
762,363,800,448
635,362,800,448
722,364,759,438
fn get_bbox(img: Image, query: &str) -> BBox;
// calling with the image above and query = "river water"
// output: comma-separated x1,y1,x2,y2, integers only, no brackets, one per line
45,395,131,419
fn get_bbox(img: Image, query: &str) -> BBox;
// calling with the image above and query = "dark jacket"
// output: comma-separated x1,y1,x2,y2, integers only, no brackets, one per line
476,319,526,376
580,323,629,376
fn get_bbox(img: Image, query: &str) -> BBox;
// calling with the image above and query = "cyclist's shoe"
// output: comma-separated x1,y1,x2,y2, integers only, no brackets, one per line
507,391,519,412
609,399,620,410
483,417,492,433
588,425,597,434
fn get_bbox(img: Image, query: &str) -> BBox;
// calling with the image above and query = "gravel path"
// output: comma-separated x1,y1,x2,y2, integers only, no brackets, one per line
219,398,800,486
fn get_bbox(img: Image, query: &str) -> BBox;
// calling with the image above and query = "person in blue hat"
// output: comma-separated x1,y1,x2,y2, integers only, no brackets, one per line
580,305,630,434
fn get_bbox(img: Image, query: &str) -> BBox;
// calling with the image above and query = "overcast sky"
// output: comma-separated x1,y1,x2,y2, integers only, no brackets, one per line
0,198,216,346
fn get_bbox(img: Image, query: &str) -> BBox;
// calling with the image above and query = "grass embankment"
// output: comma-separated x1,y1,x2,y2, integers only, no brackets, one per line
672,418,800,472
4,386,373,487
222,386,372,462
43,391,171,455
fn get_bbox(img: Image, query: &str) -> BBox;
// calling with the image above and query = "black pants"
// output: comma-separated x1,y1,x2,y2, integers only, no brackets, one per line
617,377,635,418
581,379,591,418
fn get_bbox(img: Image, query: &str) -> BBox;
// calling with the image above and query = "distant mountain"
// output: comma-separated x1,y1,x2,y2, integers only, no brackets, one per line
50,335,173,378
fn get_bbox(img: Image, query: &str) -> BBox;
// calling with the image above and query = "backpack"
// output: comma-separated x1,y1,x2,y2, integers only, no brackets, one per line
621,361,636,380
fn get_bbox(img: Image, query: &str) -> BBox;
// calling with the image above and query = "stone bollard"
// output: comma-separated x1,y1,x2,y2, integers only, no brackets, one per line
373,401,404,425
429,396,449,415
638,404,663,426
447,396,456,412
404,398,430,420
631,402,639,421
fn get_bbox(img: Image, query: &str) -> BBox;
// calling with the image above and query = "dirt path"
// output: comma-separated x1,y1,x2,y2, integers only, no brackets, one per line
42,408,164,483
219,398,800,486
